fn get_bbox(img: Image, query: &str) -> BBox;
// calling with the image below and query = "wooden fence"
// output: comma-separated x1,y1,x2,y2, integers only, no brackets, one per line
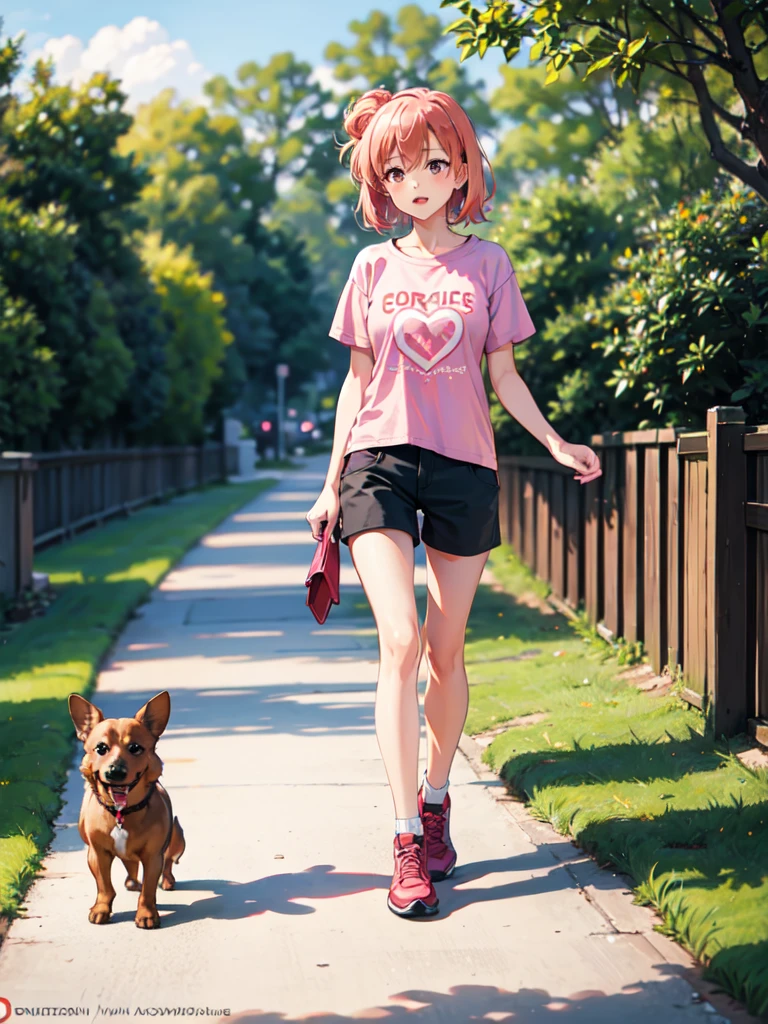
0,444,239,602
33,444,237,547
497,405,768,742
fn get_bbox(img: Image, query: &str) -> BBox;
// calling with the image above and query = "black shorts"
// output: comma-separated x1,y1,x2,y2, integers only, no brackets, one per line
338,443,501,557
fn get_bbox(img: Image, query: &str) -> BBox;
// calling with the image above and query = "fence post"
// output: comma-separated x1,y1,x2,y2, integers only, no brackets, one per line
602,444,623,639
549,471,565,600
196,445,204,489
521,467,535,570
565,474,583,611
584,444,603,624
622,444,644,643
643,442,666,674
61,458,72,539
0,453,38,601
706,405,748,737
535,469,550,581
666,438,683,676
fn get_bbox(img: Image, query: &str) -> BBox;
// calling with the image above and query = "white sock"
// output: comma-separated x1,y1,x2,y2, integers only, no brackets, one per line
422,768,449,805
395,815,423,836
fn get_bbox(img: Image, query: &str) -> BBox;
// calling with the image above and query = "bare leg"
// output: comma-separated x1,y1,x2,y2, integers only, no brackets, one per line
422,545,489,789
348,528,420,820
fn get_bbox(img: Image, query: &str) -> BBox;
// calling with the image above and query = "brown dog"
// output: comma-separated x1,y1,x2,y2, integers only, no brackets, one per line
68,690,186,929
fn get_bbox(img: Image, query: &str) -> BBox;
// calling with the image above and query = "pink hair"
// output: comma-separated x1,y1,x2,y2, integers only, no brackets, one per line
338,87,495,234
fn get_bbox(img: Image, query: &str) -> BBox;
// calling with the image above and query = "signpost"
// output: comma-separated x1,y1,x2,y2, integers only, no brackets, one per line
276,363,289,461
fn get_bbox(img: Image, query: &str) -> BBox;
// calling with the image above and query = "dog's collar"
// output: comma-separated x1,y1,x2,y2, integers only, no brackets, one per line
93,779,157,827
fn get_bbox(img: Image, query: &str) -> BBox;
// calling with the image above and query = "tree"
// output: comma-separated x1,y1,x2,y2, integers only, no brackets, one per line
489,63,635,188
486,174,635,452
326,5,495,131
0,281,59,450
120,90,324,415
139,232,233,444
483,51,735,451
489,177,768,452
441,0,768,201
204,53,339,191
1,54,171,447
597,183,768,426
487,55,718,199
0,192,70,447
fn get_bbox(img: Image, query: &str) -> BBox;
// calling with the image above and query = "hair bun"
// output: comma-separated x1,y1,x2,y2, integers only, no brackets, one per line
343,88,392,141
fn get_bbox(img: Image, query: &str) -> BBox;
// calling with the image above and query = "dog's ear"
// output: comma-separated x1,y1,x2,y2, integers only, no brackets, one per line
69,694,105,743
134,691,171,740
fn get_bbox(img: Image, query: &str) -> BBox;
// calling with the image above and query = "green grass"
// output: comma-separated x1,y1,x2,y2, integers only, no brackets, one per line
467,544,768,1019
0,479,276,920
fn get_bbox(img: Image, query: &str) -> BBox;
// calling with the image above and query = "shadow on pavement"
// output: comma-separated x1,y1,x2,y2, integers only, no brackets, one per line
220,974,718,1023
92,847,576,927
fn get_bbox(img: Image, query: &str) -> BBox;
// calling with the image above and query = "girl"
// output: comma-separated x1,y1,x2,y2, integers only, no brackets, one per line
306,87,602,919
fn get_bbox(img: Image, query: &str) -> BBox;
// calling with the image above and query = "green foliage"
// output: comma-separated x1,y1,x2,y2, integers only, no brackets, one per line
0,44,173,448
0,28,329,446
566,606,646,668
205,53,338,188
73,278,135,429
0,281,59,448
488,62,629,187
325,5,494,131
120,89,325,418
599,184,768,425
487,175,635,452
585,105,721,213
0,193,76,447
4,1,764,453
3,66,142,265
140,232,232,443
487,163,766,452
476,8,767,450
0,28,23,98
441,0,763,450
441,0,768,201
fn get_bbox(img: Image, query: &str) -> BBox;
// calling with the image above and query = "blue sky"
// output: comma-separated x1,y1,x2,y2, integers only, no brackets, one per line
4,1,515,110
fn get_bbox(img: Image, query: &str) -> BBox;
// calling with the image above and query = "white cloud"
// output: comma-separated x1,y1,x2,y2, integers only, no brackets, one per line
308,63,368,100
308,64,343,97
26,16,212,111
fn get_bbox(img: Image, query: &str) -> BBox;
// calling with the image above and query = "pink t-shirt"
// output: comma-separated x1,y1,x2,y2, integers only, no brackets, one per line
329,234,536,470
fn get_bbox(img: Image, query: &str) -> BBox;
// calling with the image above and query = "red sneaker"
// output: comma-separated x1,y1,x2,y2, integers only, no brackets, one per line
418,785,457,881
387,832,439,918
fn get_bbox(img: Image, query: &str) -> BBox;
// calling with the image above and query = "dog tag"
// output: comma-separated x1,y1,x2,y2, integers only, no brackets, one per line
111,823,128,857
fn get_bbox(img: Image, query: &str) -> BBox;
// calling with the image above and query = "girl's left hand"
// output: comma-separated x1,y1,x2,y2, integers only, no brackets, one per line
550,440,602,484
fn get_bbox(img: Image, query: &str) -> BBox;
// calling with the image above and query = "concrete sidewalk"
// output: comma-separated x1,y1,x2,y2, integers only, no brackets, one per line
0,457,738,1021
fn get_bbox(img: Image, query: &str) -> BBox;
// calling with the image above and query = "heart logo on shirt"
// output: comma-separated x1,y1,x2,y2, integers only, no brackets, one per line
392,308,464,372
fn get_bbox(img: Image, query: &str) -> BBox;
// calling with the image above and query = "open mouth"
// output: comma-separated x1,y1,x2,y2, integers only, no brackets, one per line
107,784,130,809
413,197,428,204
98,770,144,808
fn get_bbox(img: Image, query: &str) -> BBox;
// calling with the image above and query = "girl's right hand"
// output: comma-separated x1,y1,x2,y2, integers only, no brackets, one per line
306,484,340,542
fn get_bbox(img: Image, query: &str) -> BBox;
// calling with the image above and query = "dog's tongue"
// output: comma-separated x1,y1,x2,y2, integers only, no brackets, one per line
110,787,128,809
